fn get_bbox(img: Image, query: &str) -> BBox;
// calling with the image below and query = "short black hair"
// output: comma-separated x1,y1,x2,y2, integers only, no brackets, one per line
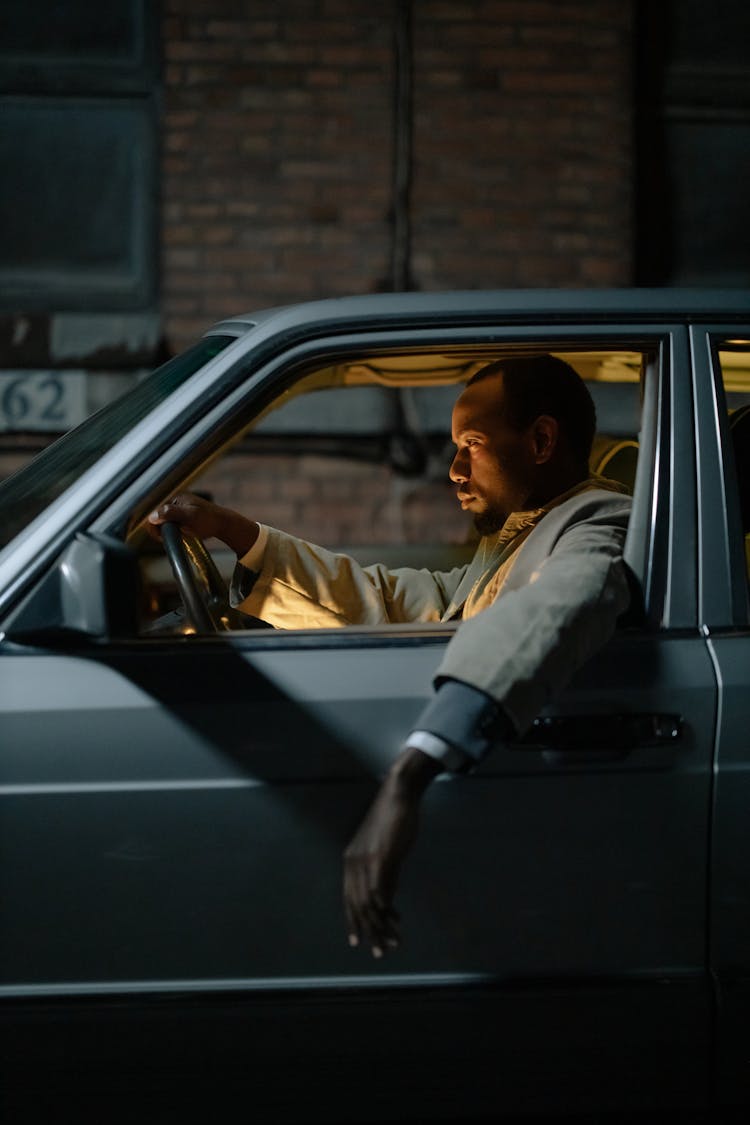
467,354,596,469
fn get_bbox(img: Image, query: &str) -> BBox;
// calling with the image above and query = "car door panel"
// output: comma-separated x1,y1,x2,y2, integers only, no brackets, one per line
0,624,714,1114
0,631,713,974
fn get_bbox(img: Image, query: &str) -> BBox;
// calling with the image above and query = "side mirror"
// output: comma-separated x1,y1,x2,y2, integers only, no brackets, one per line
5,533,141,643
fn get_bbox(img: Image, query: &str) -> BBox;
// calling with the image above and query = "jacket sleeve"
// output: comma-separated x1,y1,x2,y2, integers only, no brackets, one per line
231,527,469,628
432,499,632,738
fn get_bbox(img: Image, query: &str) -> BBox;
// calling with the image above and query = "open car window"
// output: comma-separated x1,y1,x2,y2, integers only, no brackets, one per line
137,344,647,637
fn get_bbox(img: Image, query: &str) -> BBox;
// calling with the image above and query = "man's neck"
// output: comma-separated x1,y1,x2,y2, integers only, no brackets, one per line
524,466,588,513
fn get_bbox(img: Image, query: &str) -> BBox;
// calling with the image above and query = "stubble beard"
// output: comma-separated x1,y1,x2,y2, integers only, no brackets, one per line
473,507,507,536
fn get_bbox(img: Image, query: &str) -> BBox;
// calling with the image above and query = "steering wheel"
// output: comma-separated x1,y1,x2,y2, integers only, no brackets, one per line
160,522,269,633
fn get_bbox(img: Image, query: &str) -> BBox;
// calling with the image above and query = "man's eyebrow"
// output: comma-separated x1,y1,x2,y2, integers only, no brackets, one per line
454,425,485,439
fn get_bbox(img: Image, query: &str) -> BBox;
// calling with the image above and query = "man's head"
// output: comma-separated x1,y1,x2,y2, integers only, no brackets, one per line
449,354,596,535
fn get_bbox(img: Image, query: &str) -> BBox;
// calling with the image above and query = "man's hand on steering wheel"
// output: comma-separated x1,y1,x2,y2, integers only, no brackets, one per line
148,492,259,558
147,493,267,634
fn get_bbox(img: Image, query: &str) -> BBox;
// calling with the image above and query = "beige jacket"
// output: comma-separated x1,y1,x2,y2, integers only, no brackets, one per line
232,479,632,732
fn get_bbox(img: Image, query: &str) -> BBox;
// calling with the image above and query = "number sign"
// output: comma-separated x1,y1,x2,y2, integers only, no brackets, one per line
0,371,87,432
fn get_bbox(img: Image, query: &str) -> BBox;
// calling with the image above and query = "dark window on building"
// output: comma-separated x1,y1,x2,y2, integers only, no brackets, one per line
0,1,158,311
635,0,750,286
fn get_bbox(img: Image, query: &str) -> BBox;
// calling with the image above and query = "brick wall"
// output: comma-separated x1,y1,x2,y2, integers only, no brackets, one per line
162,0,635,352
162,0,394,350
410,1,634,288
198,450,473,547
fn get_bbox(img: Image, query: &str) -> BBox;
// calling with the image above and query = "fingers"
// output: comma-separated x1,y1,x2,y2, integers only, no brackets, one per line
147,492,196,527
343,852,401,958
147,493,221,543
343,781,419,958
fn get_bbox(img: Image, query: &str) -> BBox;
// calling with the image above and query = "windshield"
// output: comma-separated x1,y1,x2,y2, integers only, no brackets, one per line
0,336,233,549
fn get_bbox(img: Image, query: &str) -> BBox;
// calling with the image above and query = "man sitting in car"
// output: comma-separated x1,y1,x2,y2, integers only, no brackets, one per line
149,355,632,958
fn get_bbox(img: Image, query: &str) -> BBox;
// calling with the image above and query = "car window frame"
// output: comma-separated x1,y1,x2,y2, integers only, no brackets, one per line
691,323,750,629
80,321,692,646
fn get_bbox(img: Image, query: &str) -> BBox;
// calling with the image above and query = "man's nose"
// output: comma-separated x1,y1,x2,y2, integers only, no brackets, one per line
449,449,469,483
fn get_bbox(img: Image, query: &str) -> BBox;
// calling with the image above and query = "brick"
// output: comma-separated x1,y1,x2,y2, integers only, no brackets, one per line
436,23,515,45
204,20,249,38
285,20,358,42
169,271,236,293
163,156,191,176
164,64,184,86
502,70,619,94
224,201,262,218
200,293,256,316
579,254,628,284
166,42,238,62
306,69,344,87
164,247,201,269
279,477,315,501
203,248,270,270
163,224,198,245
199,226,235,245
476,47,551,68
162,296,200,314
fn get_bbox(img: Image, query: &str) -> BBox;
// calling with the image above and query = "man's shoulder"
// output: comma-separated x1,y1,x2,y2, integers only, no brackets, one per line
555,486,633,521
500,489,630,597
521,488,634,562
533,486,632,547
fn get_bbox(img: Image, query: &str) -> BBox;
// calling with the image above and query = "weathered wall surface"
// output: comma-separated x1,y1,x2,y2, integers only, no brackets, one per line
162,1,395,348
410,1,633,290
162,1,634,351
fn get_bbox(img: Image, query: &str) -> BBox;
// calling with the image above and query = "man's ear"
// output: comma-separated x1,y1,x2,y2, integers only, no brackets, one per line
531,415,558,464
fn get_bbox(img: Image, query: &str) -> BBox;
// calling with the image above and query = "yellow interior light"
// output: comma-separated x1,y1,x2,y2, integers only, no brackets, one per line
719,349,750,393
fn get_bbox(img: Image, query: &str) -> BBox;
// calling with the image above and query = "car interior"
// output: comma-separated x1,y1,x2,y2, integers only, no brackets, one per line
133,345,646,635
721,345,750,575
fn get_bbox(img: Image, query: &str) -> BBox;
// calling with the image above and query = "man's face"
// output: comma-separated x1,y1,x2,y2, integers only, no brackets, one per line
449,372,539,535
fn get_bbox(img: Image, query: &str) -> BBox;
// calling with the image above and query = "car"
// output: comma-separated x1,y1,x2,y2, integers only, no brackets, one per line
1,289,749,1121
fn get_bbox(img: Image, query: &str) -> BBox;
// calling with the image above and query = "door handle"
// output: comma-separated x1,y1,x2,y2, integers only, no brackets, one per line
518,713,683,754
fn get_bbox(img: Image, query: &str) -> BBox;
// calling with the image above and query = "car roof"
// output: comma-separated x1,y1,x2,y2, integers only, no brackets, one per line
206,288,750,338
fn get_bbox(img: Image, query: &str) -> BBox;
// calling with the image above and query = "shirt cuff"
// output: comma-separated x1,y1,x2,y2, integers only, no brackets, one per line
403,730,471,773
237,523,269,571
230,524,269,607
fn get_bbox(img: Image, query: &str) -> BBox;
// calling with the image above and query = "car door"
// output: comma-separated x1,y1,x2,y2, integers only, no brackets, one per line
690,325,750,1115
0,321,715,1121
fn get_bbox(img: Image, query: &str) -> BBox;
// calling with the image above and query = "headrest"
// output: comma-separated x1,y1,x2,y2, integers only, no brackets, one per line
591,436,639,494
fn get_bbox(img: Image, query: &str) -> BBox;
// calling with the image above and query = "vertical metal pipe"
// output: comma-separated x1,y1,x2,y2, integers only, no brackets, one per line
390,0,413,292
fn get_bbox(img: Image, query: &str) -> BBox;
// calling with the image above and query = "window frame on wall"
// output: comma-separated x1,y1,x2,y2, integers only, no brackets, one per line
634,0,750,287
0,0,159,312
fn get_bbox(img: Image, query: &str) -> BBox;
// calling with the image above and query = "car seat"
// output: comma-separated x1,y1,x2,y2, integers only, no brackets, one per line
591,435,639,494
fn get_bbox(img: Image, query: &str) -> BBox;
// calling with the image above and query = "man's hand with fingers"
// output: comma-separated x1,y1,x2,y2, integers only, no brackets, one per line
343,748,442,958
148,492,259,558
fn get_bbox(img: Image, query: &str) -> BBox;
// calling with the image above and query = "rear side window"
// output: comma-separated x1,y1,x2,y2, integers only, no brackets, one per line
719,345,750,582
